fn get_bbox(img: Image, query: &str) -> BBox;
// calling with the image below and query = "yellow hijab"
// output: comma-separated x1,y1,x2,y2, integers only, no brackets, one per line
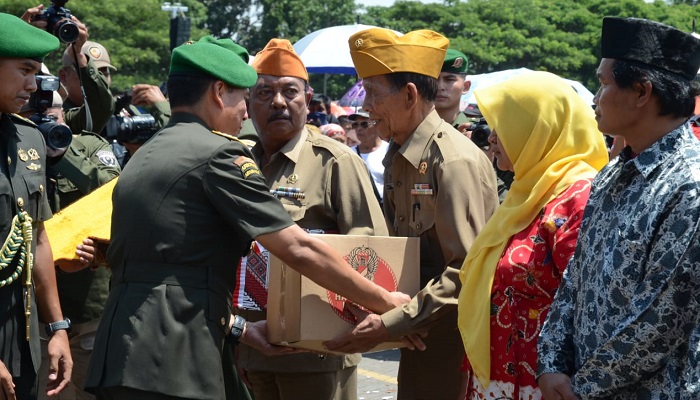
458,71,608,386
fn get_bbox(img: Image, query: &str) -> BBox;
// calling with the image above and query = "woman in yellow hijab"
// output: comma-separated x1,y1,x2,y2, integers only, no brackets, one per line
457,71,608,399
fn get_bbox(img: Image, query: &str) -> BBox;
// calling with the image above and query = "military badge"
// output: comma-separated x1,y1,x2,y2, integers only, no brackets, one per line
18,148,28,162
96,150,118,167
287,173,299,184
452,57,464,69
26,163,41,171
418,161,427,175
28,148,40,160
88,46,102,59
233,156,261,179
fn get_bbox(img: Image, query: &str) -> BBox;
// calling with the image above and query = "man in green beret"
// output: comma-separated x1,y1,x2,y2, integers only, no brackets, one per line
435,48,472,132
84,36,408,400
0,11,73,400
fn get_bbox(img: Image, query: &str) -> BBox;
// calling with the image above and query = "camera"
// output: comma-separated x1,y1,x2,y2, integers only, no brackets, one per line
106,114,159,145
33,0,79,43
30,114,73,150
470,118,491,149
28,75,73,151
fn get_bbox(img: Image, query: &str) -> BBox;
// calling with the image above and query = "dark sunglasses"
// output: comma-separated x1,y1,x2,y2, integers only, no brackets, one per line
351,121,375,129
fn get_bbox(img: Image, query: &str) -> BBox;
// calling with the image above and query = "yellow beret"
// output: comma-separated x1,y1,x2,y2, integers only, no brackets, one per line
252,39,309,82
0,12,59,60
349,28,449,79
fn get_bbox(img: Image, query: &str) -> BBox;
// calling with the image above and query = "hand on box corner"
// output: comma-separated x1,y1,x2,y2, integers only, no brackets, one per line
323,303,391,353
132,84,166,107
537,373,579,400
75,238,108,270
388,291,411,308
240,320,306,357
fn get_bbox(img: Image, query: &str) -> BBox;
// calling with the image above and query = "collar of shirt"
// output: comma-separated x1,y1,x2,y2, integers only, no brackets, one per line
252,127,308,166
620,123,694,180
397,110,442,170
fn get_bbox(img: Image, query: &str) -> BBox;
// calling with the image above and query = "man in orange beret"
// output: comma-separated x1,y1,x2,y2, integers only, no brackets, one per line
234,38,388,400
325,28,499,399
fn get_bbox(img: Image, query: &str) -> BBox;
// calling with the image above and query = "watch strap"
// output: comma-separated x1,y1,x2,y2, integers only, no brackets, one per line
45,318,71,336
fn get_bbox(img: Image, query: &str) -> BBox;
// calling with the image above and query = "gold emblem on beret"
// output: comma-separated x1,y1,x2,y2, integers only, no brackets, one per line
354,38,364,48
452,57,464,68
88,46,102,59
26,162,41,171
418,161,427,175
287,173,299,184
18,148,28,162
28,148,40,160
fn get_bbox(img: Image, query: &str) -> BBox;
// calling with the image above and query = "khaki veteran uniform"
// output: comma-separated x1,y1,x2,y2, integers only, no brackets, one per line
0,12,59,399
85,36,293,400
350,28,499,400
236,38,388,400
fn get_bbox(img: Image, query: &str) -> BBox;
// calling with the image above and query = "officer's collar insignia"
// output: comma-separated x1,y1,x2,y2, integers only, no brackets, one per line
26,162,41,171
28,148,40,161
418,161,427,175
18,148,28,162
287,173,299,184
233,156,261,179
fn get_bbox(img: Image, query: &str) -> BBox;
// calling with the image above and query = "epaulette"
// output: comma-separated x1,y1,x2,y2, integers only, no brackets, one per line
211,130,242,142
9,113,37,127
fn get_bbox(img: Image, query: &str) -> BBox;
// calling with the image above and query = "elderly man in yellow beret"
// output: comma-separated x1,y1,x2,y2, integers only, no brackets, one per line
84,36,408,400
0,12,73,399
234,38,388,400
325,29,499,399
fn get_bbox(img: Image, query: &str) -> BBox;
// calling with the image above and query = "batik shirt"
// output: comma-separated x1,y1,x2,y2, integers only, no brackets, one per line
538,124,700,399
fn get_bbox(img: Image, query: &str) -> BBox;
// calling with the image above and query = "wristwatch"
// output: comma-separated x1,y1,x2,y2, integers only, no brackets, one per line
45,318,71,336
228,315,246,344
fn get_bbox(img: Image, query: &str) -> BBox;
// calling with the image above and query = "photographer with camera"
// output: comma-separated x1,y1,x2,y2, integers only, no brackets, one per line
0,12,73,400
17,64,119,400
22,2,115,138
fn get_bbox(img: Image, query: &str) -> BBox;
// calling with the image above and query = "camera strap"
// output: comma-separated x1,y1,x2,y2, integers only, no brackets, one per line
70,42,94,132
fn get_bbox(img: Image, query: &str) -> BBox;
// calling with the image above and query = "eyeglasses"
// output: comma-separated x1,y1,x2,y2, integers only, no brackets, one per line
351,121,376,129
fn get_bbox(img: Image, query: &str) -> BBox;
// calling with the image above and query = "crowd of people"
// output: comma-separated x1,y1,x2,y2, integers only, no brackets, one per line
1,4,700,400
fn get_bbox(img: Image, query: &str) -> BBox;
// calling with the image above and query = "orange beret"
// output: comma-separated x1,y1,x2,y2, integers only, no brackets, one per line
349,28,449,79
252,38,309,81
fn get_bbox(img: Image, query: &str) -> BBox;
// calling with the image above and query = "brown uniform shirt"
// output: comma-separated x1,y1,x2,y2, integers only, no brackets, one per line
237,127,388,373
380,110,498,399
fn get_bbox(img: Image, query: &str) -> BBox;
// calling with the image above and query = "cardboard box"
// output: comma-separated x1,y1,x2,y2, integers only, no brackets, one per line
267,234,420,354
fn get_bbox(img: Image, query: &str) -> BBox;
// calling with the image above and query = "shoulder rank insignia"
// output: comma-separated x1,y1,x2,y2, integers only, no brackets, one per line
18,148,28,162
233,156,261,179
28,148,40,161
211,130,242,143
26,163,41,171
9,113,37,126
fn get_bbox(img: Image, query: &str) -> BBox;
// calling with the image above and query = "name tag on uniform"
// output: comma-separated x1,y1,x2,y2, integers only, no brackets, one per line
410,183,433,196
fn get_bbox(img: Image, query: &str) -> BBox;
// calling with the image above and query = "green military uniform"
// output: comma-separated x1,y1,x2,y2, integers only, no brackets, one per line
0,114,53,396
37,132,119,400
63,58,115,135
85,113,294,399
379,111,498,399
237,127,388,400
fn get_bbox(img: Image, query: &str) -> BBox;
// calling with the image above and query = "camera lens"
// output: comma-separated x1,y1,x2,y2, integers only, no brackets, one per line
54,20,79,43
39,121,73,150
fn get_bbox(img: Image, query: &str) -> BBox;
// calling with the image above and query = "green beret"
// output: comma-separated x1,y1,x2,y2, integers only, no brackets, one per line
442,48,469,74
0,13,59,60
169,36,257,88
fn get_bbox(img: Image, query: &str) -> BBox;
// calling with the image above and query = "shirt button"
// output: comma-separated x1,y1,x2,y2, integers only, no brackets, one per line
220,317,226,326
7,156,10,165
398,215,405,222
437,132,443,138
39,184,44,193
396,181,402,188
416,222,422,230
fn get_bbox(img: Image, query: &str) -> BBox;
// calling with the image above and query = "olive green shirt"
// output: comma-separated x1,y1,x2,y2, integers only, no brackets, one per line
237,127,388,373
63,58,114,135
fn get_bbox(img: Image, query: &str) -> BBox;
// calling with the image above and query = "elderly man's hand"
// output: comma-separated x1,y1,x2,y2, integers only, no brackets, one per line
538,373,579,400
324,303,426,353
238,320,305,357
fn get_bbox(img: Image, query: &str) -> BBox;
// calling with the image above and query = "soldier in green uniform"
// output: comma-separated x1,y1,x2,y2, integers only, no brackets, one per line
18,77,119,400
236,38,388,400
84,35,408,400
0,12,73,400
435,49,472,132
326,29,499,400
